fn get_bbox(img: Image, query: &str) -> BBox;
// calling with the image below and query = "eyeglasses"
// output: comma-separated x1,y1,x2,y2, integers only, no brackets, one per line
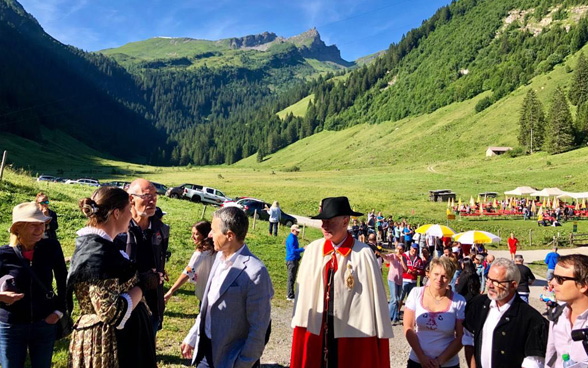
38,200,49,205
130,193,156,200
486,277,514,288
552,274,578,285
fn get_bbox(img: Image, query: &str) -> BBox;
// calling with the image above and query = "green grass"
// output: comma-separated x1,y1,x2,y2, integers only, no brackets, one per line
0,167,324,367
277,94,314,119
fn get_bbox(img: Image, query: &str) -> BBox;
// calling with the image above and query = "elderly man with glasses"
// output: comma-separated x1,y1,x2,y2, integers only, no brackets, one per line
117,178,169,337
545,254,588,367
462,258,548,368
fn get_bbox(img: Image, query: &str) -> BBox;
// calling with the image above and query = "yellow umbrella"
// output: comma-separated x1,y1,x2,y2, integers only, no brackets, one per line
447,198,451,208
469,196,475,206
415,224,456,238
531,201,537,213
492,198,498,208
542,198,546,208
547,198,552,208
453,230,500,244
538,206,543,216
576,202,580,211
554,198,559,209
583,198,587,209
458,198,462,207
477,194,480,203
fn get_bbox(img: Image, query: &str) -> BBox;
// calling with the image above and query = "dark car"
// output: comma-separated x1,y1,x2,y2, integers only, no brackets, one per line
151,182,168,195
238,199,297,227
101,181,130,189
166,183,201,199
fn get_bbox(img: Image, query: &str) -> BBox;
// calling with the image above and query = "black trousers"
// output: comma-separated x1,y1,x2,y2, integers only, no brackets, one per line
286,260,299,299
407,359,459,368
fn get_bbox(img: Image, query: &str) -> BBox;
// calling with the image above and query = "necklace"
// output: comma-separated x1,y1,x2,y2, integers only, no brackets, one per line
427,286,447,305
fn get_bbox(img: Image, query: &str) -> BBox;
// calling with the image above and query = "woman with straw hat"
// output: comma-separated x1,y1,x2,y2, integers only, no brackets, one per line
0,202,67,368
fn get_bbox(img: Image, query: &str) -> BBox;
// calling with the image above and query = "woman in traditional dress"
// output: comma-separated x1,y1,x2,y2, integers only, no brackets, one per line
67,187,159,368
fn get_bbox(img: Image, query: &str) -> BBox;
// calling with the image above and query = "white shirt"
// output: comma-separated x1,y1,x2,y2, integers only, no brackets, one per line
205,244,245,338
480,294,544,368
546,304,588,367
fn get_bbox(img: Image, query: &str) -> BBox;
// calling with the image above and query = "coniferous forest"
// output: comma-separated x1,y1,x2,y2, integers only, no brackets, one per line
2,0,588,166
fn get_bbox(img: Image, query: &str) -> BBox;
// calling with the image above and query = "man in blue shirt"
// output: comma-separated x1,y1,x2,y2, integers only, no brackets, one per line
286,225,304,301
545,246,559,281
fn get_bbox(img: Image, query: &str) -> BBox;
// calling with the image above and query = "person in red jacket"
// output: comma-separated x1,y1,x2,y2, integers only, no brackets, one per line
399,243,423,313
508,232,519,261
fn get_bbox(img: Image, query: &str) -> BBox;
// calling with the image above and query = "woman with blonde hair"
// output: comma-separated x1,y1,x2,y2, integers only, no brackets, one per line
164,220,215,304
403,256,465,368
67,186,159,368
0,202,67,368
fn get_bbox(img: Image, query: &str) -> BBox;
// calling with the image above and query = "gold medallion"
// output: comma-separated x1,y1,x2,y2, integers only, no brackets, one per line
346,264,354,289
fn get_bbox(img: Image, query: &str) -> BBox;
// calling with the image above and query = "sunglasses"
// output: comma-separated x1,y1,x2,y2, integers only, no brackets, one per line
38,200,49,205
552,274,578,285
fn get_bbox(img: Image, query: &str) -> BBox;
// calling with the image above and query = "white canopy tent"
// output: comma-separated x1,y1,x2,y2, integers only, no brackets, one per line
557,192,588,200
504,186,537,196
529,188,566,197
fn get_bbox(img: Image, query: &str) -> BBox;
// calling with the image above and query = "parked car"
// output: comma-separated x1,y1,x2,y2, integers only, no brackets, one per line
166,183,200,199
101,181,130,189
37,175,55,182
65,178,100,187
52,177,69,183
184,186,231,206
151,182,168,195
228,198,297,227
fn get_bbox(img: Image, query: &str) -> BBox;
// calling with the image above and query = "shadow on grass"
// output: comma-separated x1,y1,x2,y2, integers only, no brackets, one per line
157,354,191,366
165,311,199,319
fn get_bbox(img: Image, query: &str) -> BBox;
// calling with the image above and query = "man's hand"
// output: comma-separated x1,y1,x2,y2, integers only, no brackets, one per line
0,291,24,305
164,291,173,304
180,342,194,359
44,312,60,325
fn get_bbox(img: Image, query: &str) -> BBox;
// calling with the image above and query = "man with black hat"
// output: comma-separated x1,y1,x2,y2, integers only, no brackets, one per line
290,196,393,368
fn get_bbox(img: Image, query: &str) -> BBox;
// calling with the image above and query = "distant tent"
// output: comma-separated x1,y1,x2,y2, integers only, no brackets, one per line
504,186,537,196
529,188,566,197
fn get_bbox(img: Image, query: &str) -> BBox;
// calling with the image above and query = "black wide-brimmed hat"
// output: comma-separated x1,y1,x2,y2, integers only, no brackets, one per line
311,196,363,220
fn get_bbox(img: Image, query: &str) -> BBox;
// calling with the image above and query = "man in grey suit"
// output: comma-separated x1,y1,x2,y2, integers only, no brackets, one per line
181,206,274,368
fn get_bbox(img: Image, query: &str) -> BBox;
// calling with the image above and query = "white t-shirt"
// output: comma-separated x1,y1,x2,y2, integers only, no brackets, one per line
183,249,216,301
405,286,466,367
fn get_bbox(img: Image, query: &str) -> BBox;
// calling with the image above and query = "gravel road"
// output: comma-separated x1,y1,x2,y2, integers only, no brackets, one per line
260,247,588,368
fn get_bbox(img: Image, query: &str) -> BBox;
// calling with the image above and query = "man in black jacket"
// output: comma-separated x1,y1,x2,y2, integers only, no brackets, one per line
119,179,170,337
463,258,548,368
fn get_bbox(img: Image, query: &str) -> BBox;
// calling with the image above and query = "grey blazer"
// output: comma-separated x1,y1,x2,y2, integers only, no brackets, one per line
184,244,274,368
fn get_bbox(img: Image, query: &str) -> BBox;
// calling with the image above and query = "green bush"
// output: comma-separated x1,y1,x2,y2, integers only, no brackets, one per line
475,96,493,113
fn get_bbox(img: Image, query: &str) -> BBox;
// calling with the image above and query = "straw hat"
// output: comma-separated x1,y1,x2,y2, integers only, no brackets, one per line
9,202,51,233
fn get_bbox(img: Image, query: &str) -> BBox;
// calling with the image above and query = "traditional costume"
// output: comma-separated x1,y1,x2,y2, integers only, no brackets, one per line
290,197,393,368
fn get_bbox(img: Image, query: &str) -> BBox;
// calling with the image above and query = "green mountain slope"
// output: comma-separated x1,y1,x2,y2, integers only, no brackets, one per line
237,41,588,171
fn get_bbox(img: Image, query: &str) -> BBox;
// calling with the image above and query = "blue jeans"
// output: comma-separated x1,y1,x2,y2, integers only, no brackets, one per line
388,280,402,322
0,320,56,368
269,222,278,236
546,269,555,282
401,281,416,301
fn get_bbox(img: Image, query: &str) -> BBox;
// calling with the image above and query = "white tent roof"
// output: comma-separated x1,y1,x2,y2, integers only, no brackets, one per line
558,192,588,200
530,188,566,197
504,186,537,196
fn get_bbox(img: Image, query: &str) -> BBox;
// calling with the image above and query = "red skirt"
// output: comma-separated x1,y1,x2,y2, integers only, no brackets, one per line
290,326,390,368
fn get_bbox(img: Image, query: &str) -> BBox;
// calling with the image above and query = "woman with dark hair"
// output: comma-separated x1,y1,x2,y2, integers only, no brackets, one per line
0,202,67,368
67,186,159,368
455,257,481,303
35,192,59,240
164,220,216,303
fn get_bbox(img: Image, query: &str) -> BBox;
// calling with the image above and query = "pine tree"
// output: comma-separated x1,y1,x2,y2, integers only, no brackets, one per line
545,88,575,154
569,52,588,106
575,102,588,145
518,89,545,153
257,147,265,163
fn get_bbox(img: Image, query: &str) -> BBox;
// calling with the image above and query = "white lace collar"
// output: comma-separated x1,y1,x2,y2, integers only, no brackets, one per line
76,227,113,242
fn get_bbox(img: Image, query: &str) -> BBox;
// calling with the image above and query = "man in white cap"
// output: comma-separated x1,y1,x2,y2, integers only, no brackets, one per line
290,196,393,368
285,224,303,301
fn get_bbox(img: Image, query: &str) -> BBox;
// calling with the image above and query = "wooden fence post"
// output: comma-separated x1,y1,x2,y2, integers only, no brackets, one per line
201,205,207,219
0,151,6,181
252,209,257,230
529,229,532,247
302,224,306,240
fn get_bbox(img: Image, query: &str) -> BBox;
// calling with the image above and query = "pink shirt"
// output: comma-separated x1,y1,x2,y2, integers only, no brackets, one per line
382,253,404,285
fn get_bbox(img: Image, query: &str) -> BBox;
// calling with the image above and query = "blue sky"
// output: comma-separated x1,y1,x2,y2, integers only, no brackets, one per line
18,0,451,61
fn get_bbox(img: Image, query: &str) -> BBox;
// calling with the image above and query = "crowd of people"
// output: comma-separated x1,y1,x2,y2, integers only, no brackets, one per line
2,188,588,368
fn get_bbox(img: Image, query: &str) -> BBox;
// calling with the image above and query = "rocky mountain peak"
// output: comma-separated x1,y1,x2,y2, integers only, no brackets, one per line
226,31,278,49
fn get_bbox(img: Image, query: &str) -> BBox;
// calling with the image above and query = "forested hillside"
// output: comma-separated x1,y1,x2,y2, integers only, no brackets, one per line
3,0,588,168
